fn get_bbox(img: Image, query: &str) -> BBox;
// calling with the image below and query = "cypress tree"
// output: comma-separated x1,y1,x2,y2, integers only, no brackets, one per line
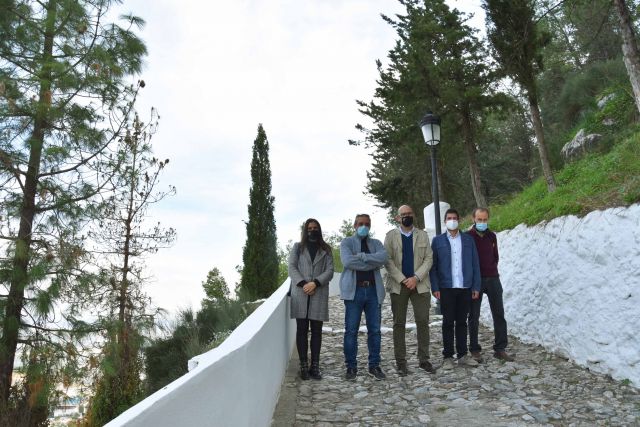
237,124,279,301
483,0,557,192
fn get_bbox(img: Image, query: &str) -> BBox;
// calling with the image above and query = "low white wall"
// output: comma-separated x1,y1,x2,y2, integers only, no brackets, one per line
106,278,296,427
482,203,640,385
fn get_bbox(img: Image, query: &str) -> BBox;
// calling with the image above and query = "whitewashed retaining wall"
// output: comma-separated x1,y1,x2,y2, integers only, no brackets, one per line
481,203,640,385
107,273,341,427
106,278,296,427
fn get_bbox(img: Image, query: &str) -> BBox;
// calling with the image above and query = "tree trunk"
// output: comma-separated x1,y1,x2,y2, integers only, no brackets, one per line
613,0,640,114
461,113,488,207
0,0,57,404
527,94,557,192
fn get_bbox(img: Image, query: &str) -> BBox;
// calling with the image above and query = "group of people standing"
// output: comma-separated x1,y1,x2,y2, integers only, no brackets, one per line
287,205,513,382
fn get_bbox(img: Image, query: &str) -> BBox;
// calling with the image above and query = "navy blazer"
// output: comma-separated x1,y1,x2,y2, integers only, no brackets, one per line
429,231,481,292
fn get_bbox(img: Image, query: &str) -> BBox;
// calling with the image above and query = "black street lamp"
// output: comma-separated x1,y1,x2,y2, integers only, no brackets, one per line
420,112,442,235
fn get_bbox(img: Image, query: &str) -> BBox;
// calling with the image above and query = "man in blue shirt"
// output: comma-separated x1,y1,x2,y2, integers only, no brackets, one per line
430,208,481,369
340,214,388,380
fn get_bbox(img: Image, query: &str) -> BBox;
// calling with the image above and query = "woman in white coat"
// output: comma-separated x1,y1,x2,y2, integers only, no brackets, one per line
288,218,334,380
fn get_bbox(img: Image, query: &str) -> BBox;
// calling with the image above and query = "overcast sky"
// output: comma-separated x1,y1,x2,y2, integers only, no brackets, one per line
117,0,483,314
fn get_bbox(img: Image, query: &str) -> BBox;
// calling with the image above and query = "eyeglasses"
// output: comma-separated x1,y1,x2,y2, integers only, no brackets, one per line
355,222,371,227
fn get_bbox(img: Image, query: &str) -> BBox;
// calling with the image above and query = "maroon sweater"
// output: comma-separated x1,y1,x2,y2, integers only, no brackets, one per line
468,227,500,277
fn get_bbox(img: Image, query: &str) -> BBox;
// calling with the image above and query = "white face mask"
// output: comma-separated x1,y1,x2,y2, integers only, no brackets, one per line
445,219,459,231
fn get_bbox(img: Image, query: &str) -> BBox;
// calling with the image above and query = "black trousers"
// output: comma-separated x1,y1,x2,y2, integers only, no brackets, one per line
469,276,508,352
440,288,471,358
296,318,323,363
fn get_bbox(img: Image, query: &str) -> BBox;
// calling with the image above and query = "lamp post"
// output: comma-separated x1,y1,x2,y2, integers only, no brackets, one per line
420,111,442,235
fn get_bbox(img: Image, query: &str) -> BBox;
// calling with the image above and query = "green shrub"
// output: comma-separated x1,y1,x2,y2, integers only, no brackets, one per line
144,301,256,395
490,132,640,231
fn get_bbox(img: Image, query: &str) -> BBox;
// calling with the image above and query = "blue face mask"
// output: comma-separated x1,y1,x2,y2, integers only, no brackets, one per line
356,225,370,238
475,222,488,232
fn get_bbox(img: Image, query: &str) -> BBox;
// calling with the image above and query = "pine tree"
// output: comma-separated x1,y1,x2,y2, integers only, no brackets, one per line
0,0,147,410
85,113,175,425
237,124,279,301
483,0,557,192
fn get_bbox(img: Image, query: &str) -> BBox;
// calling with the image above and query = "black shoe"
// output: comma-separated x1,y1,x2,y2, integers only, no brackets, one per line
309,362,322,380
299,361,310,380
419,361,436,373
396,363,409,377
368,366,386,380
345,367,357,381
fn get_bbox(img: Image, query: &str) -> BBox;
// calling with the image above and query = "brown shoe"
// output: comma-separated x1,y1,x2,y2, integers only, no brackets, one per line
470,351,483,363
419,361,436,373
494,351,515,362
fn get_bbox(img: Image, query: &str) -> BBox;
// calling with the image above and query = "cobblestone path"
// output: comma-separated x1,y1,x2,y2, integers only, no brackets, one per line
273,296,640,426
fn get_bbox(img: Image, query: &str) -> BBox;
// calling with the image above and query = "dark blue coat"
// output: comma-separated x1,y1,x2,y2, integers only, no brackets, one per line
429,232,481,292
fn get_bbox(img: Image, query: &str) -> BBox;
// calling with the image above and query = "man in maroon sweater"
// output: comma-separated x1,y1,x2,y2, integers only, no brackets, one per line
467,208,514,362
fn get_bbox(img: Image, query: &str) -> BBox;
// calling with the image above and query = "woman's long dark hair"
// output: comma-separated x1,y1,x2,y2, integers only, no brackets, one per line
299,218,332,254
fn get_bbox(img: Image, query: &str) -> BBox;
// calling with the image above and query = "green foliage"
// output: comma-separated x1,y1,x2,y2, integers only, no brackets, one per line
354,0,505,218
484,0,549,91
277,243,293,287
539,60,632,168
201,267,230,304
81,111,174,422
477,109,535,204
143,335,188,395
144,301,256,394
331,248,344,273
85,335,145,426
484,0,557,193
489,132,640,230
0,344,61,427
0,0,148,406
325,219,355,273
237,124,279,301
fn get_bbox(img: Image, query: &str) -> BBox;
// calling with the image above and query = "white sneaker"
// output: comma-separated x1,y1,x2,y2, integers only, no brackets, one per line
457,354,479,367
441,357,455,370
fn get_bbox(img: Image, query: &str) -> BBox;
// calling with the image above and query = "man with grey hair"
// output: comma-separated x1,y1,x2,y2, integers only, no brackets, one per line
340,214,388,381
384,205,435,376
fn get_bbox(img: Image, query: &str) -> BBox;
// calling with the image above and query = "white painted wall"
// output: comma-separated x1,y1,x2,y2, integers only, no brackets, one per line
481,203,640,385
107,273,342,427
106,278,297,427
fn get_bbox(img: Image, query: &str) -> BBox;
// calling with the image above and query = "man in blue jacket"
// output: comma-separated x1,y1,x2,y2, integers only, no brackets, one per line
340,213,388,381
430,208,481,369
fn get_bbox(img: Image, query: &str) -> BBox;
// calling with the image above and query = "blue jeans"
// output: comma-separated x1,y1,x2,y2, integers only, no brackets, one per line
343,286,381,369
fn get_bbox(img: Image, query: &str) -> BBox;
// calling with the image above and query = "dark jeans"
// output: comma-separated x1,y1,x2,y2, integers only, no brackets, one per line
296,318,323,363
440,287,471,358
343,285,381,369
469,276,508,352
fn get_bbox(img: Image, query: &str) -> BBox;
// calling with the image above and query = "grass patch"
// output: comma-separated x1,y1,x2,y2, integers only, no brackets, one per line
488,132,640,231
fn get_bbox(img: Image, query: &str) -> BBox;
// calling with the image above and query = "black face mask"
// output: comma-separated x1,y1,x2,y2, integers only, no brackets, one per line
307,230,321,242
401,216,414,227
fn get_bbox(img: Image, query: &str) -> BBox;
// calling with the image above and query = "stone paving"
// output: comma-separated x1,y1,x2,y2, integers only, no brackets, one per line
273,296,640,426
